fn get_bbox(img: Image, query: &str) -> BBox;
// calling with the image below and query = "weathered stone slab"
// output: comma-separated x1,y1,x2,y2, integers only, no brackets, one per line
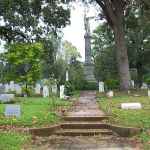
106,91,114,98
43,85,49,97
60,85,65,99
0,94,15,102
5,104,21,117
121,103,142,109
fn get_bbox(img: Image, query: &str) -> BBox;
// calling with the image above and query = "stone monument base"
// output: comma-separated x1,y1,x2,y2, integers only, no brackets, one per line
84,64,97,90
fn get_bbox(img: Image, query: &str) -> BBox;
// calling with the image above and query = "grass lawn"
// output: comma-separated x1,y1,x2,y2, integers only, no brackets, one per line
98,90,150,149
0,96,72,127
0,131,31,150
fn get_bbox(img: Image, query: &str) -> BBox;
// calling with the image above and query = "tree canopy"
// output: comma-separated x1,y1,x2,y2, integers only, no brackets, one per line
0,0,70,43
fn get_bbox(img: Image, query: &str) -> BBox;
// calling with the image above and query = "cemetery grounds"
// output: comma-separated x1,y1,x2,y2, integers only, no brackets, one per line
98,90,150,150
0,94,78,150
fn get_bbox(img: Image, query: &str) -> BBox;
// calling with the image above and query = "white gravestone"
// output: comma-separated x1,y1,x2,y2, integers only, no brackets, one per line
0,94,15,102
99,81,104,92
35,84,41,94
66,70,69,81
43,85,49,97
141,83,148,89
107,91,114,98
60,85,65,99
5,84,10,93
15,84,22,94
52,84,57,94
5,105,21,117
130,80,135,88
148,90,150,97
121,103,142,109
10,81,15,91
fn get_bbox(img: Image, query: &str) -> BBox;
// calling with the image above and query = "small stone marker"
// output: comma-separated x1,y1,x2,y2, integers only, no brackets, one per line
107,91,114,98
141,83,148,89
10,81,15,91
52,84,57,94
15,84,22,94
43,85,49,97
60,85,65,99
5,105,21,117
99,81,104,92
148,90,150,97
121,103,142,110
35,83,41,94
66,70,69,81
5,83,10,93
0,94,15,102
130,80,135,88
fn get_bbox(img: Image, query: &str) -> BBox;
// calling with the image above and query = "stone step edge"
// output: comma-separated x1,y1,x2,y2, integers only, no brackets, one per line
61,123,109,129
63,116,109,121
28,123,141,137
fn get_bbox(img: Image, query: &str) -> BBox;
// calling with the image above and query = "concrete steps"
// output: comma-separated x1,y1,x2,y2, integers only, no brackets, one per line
63,116,109,122
55,129,113,136
61,122,109,129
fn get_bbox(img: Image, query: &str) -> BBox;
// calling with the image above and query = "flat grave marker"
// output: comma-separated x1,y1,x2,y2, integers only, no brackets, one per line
5,104,21,117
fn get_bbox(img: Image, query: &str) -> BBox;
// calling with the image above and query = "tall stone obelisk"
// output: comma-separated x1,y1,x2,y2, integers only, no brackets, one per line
84,11,96,83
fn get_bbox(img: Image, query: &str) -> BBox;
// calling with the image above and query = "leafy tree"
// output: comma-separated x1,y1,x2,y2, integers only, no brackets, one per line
41,33,61,78
69,60,85,90
63,40,81,63
125,2,150,86
0,0,70,43
1,42,43,85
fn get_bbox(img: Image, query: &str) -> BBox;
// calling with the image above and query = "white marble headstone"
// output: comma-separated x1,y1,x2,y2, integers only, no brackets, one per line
107,91,114,98
99,81,104,92
121,103,142,109
141,83,148,89
15,84,22,94
5,105,21,117
10,81,15,91
0,94,15,102
52,84,57,94
148,90,150,97
43,85,49,97
5,84,10,93
60,85,65,99
130,80,135,88
66,70,69,81
35,84,41,94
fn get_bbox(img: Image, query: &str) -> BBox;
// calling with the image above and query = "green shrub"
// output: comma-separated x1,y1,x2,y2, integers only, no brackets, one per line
105,79,119,90
143,74,150,85
82,81,97,90
64,81,75,96
22,85,34,96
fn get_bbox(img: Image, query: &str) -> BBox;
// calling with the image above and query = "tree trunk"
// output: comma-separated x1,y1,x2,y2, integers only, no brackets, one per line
114,22,131,91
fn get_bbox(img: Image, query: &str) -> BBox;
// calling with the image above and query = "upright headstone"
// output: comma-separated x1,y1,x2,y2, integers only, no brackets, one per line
99,81,104,92
43,85,49,97
0,94,15,103
148,90,150,97
5,105,21,117
5,83,10,93
107,91,114,98
66,70,69,81
60,85,65,99
141,83,148,89
15,84,22,94
10,81,15,91
52,84,57,94
35,83,41,94
130,80,135,88
0,84,5,93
